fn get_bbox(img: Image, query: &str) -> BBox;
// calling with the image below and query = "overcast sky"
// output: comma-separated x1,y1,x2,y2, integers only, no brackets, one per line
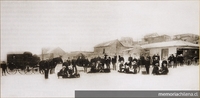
1,1,199,60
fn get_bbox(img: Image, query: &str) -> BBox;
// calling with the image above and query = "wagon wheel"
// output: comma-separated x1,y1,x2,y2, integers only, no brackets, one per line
24,66,33,75
7,67,17,75
18,66,26,75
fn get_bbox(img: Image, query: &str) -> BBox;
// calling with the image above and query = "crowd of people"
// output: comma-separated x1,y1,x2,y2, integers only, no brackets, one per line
59,52,198,76
59,53,167,75
1,52,199,77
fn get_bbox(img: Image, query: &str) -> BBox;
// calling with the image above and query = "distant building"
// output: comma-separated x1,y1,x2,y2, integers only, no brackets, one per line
141,40,199,61
94,39,133,56
41,47,66,60
173,33,199,44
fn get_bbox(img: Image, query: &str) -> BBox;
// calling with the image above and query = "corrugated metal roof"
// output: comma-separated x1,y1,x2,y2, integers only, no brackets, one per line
141,40,199,49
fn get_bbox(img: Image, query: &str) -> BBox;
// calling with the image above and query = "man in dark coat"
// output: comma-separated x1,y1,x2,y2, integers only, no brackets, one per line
90,57,97,72
112,55,117,70
105,56,111,69
44,60,50,79
71,56,77,74
66,57,71,66
83,57,89,72
128,55,133,65
179,54,184,66
140,54,145,65
145,57,150,74
101,55,106,69
1,61,7,76
118,55,124,72
168,54,175,68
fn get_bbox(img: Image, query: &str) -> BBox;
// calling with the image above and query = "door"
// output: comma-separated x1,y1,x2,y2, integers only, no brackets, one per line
161,49,169,60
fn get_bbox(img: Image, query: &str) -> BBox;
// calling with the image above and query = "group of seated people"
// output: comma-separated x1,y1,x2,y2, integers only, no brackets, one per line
90,60,111,73
118,59,139,74
152,61,169,75
57,63,79,78
118,57,169,75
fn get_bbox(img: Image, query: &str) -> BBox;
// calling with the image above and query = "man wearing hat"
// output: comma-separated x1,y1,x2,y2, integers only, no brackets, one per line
145,56,151,74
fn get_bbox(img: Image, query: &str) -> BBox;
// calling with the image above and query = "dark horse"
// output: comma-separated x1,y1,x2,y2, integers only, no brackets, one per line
39,57,63,74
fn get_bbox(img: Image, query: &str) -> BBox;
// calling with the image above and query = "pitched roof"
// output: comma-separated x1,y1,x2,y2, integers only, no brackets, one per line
94,39,133,48
46,47,66,56
94,39,118,48
141,40,199,49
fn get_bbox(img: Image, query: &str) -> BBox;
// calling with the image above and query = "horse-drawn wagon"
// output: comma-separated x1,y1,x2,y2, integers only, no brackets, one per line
6,52,40,74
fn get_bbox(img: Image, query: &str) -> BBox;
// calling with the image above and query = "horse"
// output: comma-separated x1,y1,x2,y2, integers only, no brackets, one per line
39,56,63,74
48,57,63,74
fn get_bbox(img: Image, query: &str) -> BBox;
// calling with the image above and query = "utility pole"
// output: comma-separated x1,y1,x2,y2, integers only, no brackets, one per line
42,48,44,60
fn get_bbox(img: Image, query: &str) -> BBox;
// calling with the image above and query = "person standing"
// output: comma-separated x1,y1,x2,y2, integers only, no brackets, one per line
71,56,77,74
112,55,117,70
179,54,184,66
128,54,133,66
118,55,124,72
140,54,145,66
168,54,175,68
105,56,111,69
44,60,50,79
145,56,150,74
83,57,89,73
1,61,7,76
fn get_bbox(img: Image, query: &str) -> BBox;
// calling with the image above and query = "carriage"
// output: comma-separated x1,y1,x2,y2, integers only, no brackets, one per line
6,52,40,74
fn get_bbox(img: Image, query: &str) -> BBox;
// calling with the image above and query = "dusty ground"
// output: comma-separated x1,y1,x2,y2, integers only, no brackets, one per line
1,64,199,98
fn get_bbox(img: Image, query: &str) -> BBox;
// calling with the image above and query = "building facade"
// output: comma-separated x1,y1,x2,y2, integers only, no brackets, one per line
94,39,133,56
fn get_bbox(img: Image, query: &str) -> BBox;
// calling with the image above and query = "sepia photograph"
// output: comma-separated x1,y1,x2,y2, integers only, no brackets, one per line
1,0,199,98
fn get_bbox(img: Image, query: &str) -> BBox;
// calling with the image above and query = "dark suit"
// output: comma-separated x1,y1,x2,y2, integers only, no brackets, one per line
112,56,117,70
44,61,50,79
72,59,77,74
145,59,150,74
